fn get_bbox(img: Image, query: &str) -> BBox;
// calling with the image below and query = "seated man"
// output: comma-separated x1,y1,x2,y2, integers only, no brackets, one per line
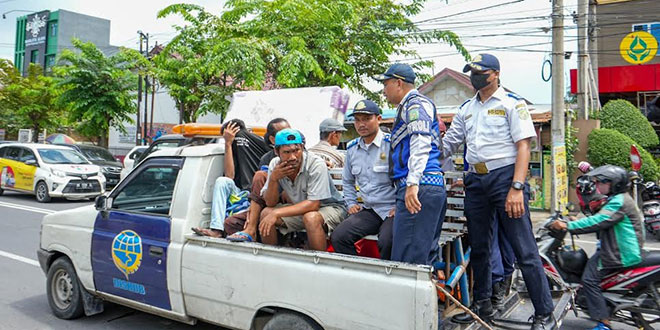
258,129,347,251
224,118,291,241
331,100,395,259
308,118,347,168
193,119,269,238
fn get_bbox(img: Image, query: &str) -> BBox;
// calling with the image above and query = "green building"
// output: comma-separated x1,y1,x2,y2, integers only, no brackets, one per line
14,9,116,74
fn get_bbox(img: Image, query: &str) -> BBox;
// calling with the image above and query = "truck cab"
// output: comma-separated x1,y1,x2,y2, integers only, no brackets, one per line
38,143,438,330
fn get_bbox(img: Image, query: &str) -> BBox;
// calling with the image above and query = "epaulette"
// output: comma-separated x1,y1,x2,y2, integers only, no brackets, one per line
459,99,470,109
383,133,391,143
347,138,359,149
506,93,522,101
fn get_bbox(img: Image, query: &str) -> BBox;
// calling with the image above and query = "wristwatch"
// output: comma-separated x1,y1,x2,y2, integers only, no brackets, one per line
511,181,525,190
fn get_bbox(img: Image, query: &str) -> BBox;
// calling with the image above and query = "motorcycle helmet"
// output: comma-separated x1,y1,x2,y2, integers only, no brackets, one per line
576,175,608,215
557,247,588,275
587,165,631,195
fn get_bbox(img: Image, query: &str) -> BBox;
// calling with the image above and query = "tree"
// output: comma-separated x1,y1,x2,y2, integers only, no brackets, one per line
54,38,149,147
0,60,65,141
157,0,469,122
588,128,659,181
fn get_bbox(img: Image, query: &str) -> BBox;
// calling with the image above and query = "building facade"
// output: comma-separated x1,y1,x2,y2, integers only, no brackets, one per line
14,9,116,74
570,0,660,110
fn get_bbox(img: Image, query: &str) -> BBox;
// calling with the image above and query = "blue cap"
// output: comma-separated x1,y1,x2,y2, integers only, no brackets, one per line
463,53,500,73
274,129,303,147
373,63,416,84
348,99,381,117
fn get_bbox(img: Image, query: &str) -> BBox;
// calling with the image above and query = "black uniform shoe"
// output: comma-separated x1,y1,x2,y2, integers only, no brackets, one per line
491,281,506,310
451,299,495,324
530,313,555,330
502,274,513,296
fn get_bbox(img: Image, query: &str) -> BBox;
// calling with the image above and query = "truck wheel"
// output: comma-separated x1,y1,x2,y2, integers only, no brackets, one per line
0,187,4,196
35,181,51,203
47,257,85,319
263,311,323,330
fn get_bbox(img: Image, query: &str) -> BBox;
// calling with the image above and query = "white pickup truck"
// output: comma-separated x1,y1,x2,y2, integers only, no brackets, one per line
37,143,439,330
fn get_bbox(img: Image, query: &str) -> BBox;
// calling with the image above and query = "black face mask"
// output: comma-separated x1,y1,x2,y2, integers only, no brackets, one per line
470,73,491,91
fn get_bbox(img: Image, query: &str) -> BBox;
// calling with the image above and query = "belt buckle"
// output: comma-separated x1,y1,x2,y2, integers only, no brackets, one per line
474,162,489,174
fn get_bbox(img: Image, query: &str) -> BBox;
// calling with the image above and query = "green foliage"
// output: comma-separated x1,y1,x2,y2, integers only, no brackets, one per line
157,0,469,122
598,99,659,149
54,39,149,146
0,60,66,141
587,128,659,181
565,122,579,183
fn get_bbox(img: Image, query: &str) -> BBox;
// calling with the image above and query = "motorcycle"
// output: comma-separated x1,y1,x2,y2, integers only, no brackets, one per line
537,214,660,329
641,181,660,241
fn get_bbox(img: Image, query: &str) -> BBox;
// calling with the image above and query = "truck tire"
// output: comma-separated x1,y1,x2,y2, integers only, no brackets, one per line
0,187,3,196
47,257,85,319
263,311,323,330
35,181,51,203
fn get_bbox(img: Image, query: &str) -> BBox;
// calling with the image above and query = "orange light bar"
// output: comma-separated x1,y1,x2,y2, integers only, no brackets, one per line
172,123,222,137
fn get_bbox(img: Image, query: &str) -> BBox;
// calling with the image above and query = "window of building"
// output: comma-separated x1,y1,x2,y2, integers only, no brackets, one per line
30,50,38,63
46,55,55,68
632,23,660,42
49,22,57,37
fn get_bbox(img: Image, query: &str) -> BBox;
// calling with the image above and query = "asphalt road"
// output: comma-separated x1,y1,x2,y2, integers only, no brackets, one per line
0,191,658,329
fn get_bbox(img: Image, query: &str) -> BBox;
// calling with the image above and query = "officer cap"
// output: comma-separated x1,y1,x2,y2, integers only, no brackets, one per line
274,129,304,147
463,53,500,73
373,63,416,84
319,118,347,133
348,99,381,117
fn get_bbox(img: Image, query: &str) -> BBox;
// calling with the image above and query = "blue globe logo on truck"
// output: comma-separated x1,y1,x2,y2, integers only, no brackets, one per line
112,230,142,279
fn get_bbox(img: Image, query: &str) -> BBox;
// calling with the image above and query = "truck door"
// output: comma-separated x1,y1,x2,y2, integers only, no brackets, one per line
91,157,184,310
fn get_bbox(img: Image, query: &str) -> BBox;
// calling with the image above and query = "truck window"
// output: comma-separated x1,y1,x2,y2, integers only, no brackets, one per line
112,166,180,215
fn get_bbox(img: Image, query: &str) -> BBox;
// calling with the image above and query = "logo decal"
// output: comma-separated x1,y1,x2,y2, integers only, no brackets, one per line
620,31,658,64
112,230,143,279
26,13,47,38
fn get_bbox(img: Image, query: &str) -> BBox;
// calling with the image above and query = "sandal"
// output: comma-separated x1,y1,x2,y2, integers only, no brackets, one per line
226,231,254,242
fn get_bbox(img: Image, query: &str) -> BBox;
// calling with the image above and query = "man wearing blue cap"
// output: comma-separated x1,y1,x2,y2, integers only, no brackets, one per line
259,129,346,251
374,63,447,266
331,100,396,259
443,54,554,329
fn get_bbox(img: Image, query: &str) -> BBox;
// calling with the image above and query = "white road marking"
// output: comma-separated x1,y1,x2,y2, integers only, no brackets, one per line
0,201,57,215
574,239,660,251
0,250,39,267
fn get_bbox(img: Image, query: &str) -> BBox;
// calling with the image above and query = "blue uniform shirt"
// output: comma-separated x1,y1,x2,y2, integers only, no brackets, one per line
343,130,396,220
390,89,443,184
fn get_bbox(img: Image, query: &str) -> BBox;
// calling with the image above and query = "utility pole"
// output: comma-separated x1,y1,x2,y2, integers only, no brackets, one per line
551,0,567,214
138,31,150,145
588,0,599,110
577,0,589,119
136,33,143,146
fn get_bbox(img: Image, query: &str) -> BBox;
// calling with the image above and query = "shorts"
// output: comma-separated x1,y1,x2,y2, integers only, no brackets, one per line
275,204,347,235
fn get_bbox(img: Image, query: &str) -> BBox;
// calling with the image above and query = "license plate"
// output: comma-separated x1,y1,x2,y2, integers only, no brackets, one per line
76,183,91,189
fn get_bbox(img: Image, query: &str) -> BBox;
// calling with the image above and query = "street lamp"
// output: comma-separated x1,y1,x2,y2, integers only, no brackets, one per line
2,10,35,19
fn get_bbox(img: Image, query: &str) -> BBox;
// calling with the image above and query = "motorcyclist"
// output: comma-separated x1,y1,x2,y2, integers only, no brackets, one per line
550,165,644,330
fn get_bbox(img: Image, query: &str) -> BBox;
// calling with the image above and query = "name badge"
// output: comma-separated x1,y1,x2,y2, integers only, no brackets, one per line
488,108,506,116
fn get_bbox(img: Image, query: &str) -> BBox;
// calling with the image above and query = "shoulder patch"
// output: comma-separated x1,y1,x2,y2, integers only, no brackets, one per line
506,93,522,101
347,138,359,149
383,133,391,143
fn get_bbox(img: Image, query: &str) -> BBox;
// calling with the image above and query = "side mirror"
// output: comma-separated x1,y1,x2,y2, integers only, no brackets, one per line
25,159,37,166
94,194,110,211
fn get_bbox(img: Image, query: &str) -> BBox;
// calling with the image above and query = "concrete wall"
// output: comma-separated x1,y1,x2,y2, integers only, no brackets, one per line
597,0,660,68
56,9,114,55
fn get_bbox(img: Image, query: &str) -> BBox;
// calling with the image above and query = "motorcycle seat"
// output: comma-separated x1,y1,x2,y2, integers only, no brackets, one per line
634,250,660,268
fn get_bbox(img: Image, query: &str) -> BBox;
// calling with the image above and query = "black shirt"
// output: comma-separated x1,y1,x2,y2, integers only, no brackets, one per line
231,130,270,190
258,149,277,169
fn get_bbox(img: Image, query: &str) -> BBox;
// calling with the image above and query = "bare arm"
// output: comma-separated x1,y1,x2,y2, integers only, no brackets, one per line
222,122,239,179
513,138,531,183
273,200,321,217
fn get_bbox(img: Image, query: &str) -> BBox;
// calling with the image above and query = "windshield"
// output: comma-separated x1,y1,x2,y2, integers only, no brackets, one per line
38,149,90,165
80,146,116,162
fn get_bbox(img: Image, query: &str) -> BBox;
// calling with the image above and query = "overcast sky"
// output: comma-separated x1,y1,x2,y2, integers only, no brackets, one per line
0,0,579,104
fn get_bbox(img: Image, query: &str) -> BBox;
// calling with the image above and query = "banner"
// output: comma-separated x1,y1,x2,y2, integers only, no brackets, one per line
552,143,568,213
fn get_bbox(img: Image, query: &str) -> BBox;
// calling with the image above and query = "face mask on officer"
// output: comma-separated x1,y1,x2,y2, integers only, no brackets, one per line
470,71,491,91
